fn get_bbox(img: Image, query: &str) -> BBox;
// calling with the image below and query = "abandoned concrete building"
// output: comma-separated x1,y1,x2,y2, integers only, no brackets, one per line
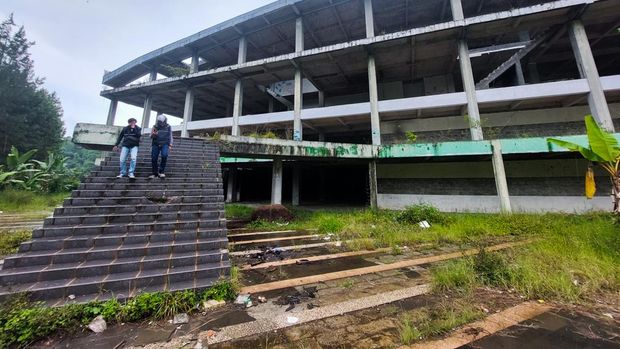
100,0,620,213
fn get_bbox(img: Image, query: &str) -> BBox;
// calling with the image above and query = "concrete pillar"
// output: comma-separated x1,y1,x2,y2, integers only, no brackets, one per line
515,61,526,85
318,91,325,107
141,70,158,130
318,132,325,142
190,51,200,74
292,166,300,206
364,0,375,38
368,160,378,209
232,80,243,136
238,36,247,65
458,40,484,141
268,98,274,113
106,99,118,126
181,88,194,137
568,20,614,132
293,68,303,141
232,37,248,136
271,159,283,205
368,55,381,145
226,169,235,203
141,94,153,129
491,140,512,213
450,0,464,20
295,17,304,53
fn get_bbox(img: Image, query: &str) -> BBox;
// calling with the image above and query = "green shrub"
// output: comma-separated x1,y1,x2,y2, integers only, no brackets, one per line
396,204,447,225
202,281,237,302
225,204,253,219
0,230,31,258
473,249,510,286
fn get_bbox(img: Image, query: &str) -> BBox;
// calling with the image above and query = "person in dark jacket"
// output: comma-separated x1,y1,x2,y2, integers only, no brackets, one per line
113,118,141,179
149,114,173,179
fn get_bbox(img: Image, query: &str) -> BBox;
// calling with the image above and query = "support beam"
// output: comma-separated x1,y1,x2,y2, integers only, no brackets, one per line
226,169,236,203
369,160,378,209
141,94,153,129
140,70,158,129
181,88,194,137
515,60,526,85
106,99,118,126
271,159,283,205
293,16,304,141
491,140,512,213
292,166,300,206
450,0,464,20
232,80,243,136
295,17,304,53
568,20,614,131
458,40,483,140
364,0,375,38
368,55,381,145
293,67,303,141
232,37,248,136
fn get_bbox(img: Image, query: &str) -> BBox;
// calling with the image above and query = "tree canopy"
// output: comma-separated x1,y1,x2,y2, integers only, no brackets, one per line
0,14,64,161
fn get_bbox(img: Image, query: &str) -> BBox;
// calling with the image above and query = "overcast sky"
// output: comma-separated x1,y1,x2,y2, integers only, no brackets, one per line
0,0,274,135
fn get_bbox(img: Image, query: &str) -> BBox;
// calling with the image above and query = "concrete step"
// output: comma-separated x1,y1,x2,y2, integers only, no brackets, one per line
0,248,228,286
31,218,227,239
89,170,223,178
0,260,231,303
82,176,223,184
64,195,224,207
71,188,222,198
44,210,224,226
6,235,229,268
77,182,223,191
94,166,222,174
53,202,224,216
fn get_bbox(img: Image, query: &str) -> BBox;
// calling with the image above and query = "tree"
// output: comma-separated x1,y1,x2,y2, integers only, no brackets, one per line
0,14,64,162
548,115,620,214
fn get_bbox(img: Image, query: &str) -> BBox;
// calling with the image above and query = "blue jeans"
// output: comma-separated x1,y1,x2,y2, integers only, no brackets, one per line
119,146,138,176
151,144,169,175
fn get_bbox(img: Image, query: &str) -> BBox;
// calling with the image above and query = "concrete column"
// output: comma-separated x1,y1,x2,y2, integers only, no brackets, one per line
318,91,325,107
181,88,194,137
293,68,303,141
318,132,325,142
226,169,235,203
368,55,381,145
364,0,375,38
268,98,274,113
190,50,200,74
458,40,484,141
368,160,378,209
106,99,118,126
149,70,157,81
515,61,526,85
232,37,248,136
238,36,247,65
271,159,283,205
450,0,464,20
141,94,153,129
491,140,512,213
568,20,614,131
295,17,304,53
232,80,243,136
292,166,300,206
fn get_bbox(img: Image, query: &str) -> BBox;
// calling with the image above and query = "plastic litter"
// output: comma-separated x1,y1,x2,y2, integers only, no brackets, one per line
418,220,431,228
88,315,107,333
286,316,299,324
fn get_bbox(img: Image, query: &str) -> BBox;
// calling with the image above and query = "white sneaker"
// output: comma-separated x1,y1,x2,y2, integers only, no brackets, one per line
158,173,166,178
128,174,135,179
116,174,124,178
148,175,156,179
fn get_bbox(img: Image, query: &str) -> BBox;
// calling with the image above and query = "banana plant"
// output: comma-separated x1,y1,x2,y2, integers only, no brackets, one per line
5,146,37,171
548,115,620,214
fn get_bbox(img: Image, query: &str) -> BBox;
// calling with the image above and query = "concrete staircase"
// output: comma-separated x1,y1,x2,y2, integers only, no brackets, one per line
0,137,230,305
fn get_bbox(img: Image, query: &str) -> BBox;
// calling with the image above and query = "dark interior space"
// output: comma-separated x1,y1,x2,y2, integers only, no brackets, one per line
224,162,369,206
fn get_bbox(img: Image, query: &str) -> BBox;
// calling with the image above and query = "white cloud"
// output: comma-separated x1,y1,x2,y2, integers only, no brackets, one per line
1,0,274,135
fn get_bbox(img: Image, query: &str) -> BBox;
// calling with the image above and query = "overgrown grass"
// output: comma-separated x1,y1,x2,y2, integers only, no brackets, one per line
0,230,31,258
399,302,484,344
225,204,254,219
0,189,68,213
0,281,238,347
431,213,620,302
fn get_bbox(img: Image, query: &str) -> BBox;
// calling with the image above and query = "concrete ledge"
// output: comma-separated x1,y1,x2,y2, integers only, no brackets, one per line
72,123,122,151
378,194,611,213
